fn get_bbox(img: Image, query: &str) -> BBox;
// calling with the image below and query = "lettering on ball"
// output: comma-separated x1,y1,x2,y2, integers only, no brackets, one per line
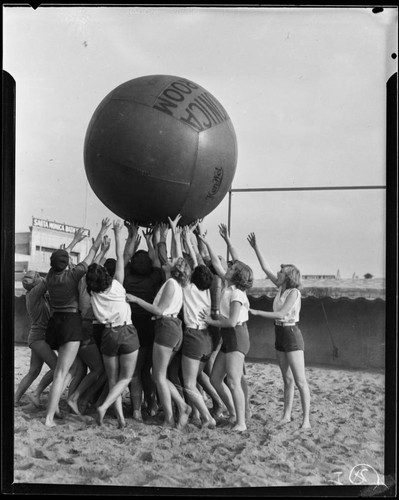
206,167,224,200
153,79,229,132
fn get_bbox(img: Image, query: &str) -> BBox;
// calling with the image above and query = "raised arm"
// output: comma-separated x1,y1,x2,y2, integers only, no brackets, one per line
149,224,162,268
65,228,88,261
112,220,125,284
143,227,159,267
157,222,169,267
197,231,226,280
247,232,278,285
123,220,140,267
219,223,239,262
82,218,111,265
182,225,198,268
94,235,111,265
168,214,183,260
194,220,210,262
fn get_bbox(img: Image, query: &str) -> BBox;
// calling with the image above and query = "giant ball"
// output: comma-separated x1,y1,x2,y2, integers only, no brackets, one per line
84,75,237,226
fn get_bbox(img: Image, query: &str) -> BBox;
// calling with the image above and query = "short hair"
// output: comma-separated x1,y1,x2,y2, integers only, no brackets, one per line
104,258,116,278
230,260,254,291
191,264,214,291
86,263,112,294
170,257,191,287
281,264,302,289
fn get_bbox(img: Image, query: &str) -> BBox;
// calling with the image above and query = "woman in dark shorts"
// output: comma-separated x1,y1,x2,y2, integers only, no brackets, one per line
14,270,58,407
87,221,140,429
126,215,193,429
247,232,311,430
44,220,111,427
198,228,253,433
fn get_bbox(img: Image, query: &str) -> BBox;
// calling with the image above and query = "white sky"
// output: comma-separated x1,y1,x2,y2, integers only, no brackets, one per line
3,5,397,278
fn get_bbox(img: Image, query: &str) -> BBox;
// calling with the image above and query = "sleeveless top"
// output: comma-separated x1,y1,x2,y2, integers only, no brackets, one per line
183,283,211,329
153,278,182,316
273,287,301,323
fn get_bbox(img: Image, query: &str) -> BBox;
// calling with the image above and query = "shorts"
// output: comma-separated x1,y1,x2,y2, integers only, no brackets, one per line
208,325,222,351
79,319,96,347
220,323,250,356
154,317,183,352
27,329,46,348
101,324,140,357
182,327,213,362
275,324,304,352
132,315,155,348
92,323,105,350
45,312,87,351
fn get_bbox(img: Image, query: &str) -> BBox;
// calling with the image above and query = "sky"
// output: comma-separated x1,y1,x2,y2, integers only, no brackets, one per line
3,5,397,279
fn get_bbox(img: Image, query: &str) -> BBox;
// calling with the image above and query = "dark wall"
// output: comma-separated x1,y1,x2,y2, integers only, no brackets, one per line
14,293,386,370
247,295,385,370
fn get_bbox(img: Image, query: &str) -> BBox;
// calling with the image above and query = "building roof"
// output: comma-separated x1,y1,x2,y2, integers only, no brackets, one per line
249,277,386,301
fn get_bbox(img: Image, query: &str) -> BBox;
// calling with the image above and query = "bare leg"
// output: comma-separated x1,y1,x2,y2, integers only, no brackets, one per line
181,355,215,428
210,351,236,421
276,350,295,423
68,344,104,415
45,341,80,427
241,374,251,420
15,350,44,404
152,343,176,427
225,351,246,431
97,351,138,428
129,346,146,420
67,355,87,399
197,369,225,418
287,350,311,429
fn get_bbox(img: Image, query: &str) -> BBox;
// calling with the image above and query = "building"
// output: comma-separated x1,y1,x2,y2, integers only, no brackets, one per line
15,216,91,296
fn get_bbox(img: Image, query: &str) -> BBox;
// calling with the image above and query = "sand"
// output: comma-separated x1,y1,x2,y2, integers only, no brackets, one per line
13,345,386,489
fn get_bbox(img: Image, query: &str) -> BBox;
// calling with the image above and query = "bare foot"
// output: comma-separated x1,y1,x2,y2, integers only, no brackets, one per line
27,393,41,408
67,399,81,416
162,418,176,429
177,405,192,430
301,421,311,430
95,407,105,426
54,410,64,420
228,414,237,425
279,416,292,425
45,417,56,428
202,417,216,429
232,423,247,432
117,419,126,429
132,410,143,422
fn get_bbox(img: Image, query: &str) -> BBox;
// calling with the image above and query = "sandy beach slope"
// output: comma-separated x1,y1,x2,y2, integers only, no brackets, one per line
13,345,385,489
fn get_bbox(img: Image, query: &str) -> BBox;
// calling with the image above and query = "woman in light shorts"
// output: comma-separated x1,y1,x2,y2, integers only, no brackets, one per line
247,232,311,430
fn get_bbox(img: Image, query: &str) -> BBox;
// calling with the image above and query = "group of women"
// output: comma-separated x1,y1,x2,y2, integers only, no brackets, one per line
15,215,311,432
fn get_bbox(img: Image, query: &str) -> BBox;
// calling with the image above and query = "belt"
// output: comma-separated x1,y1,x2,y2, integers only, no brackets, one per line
151,314,178,320
53,308,79,313
275,321,298,327
104,321,128,329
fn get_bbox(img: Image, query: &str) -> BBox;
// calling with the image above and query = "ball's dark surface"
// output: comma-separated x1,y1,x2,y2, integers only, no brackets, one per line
84,75,237,226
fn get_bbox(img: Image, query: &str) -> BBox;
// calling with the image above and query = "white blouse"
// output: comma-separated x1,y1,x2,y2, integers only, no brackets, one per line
90,279,132,327
219,285,249,325
273,287,301,323
153,278,183,316
183,283,211,329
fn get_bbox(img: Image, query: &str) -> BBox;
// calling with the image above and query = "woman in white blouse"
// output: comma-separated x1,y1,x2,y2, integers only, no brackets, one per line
247,232,311,430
